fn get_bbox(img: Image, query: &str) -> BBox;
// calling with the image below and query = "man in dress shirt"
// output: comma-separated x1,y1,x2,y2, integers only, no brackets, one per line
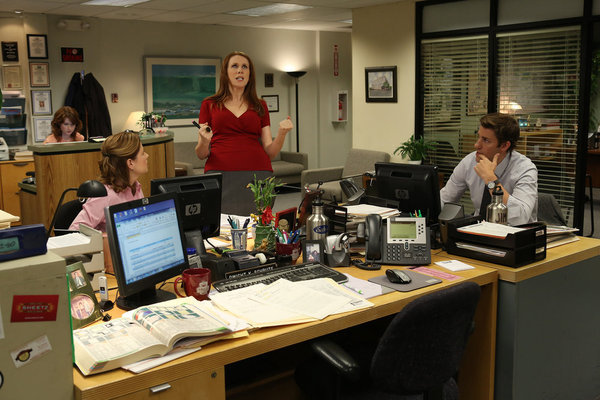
440,113,538,226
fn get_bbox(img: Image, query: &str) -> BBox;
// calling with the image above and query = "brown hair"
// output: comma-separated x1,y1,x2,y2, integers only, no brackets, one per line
207,51,264,117
98,131,141,194
51,106,83,142
480,113,520,151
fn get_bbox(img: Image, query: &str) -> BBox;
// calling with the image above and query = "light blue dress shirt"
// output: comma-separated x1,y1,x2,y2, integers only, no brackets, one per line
440,151,538,226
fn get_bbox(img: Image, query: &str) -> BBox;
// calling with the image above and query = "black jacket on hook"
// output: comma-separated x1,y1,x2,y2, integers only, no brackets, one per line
65,72,112,138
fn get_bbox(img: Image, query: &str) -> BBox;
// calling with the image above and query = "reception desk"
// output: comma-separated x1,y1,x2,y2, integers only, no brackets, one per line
20,133,174,228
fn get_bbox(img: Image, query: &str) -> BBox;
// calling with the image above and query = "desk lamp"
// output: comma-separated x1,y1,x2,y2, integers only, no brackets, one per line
47,180,107,239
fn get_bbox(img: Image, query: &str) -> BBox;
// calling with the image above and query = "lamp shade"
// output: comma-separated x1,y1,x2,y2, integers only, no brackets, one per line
286,71,307,78
122,111,145,132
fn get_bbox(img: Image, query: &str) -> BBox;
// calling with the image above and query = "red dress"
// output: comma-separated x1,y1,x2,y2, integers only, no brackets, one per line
199,99,272,172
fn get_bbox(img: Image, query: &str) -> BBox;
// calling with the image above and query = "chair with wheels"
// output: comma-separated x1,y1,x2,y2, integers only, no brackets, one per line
52,199,84,236
537,192,567,226
294,281,481,400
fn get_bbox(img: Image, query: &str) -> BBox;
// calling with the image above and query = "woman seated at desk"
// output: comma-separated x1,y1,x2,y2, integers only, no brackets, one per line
70,131,148,232
43,106,85,144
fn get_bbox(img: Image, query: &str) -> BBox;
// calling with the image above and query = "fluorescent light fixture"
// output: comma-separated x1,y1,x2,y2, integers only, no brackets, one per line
340,19,352,24
81,0,149,6
229,3,311,17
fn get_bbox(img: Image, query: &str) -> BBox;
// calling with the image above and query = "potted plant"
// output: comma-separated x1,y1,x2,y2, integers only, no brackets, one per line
138,112,167,135
247,175,282,251
393,135,437,164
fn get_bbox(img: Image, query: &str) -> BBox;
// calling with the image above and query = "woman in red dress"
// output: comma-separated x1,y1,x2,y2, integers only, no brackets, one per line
195,51,293,215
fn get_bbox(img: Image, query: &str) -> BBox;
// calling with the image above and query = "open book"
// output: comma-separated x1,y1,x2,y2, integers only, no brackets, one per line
73,297,246,375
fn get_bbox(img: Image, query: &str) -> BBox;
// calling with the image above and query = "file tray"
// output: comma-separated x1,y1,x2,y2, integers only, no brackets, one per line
446,216,546,267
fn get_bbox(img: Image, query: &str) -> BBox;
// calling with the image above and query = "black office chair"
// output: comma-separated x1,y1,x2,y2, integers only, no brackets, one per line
537,192,567,226
294,281,481,400
52,199,84,235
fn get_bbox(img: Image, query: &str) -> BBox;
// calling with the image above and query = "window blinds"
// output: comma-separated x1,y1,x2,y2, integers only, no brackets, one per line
497,27,580,223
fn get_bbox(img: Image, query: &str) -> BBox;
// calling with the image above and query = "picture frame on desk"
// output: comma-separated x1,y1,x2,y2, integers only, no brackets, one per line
29,62,50,87
144,56,220,127
275,207,296,233
365,66,397,103
31,90,52,115
302,239,325,264
26,34,48,59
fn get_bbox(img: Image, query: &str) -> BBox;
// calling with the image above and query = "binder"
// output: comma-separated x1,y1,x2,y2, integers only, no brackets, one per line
446,216,546,267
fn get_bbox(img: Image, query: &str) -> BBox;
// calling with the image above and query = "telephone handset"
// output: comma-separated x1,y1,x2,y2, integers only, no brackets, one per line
365,214,431,265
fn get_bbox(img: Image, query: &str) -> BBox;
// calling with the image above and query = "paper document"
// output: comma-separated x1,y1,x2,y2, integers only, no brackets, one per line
47,232,91,248
345,204,400,218
295,278,374,313
434,260,475,272
341,273,385,299
457,221,525,238
456,241,506,257
546,225,579,236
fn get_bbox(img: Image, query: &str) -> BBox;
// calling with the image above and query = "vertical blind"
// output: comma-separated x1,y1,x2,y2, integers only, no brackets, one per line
422,28,580,222
497,27,580,223
422,36,489,214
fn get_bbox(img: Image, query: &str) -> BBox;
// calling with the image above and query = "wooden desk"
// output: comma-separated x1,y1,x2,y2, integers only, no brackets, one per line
0,158,34,224
437,237,600,400
22,134,174,228
73,261,499,400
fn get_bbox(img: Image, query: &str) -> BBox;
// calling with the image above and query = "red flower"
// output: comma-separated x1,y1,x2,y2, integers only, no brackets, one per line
261,206,274,225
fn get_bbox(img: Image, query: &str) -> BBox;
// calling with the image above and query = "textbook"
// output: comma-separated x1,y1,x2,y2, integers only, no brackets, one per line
73,297,247,376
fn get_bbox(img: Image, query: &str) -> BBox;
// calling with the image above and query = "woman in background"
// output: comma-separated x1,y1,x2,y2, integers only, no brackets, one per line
195,51,293,215
43,106,85,143
70,131,148,232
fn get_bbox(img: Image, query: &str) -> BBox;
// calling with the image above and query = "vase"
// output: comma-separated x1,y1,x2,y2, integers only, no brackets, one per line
407,159,422,165
254,225,276,252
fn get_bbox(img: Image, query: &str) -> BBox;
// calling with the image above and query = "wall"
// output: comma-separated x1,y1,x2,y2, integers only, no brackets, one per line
2,14,352,169
352,1,416,162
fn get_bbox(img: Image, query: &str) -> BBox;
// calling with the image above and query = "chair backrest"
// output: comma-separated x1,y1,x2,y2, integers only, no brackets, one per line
342,148,390,177
54,199,84,230
370,281,481,394
537,192,567,226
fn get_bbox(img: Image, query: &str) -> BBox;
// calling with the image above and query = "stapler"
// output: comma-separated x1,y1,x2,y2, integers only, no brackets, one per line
325,233,351,268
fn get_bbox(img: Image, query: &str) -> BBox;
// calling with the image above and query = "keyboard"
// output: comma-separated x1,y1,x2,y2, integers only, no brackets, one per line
212,262,348,292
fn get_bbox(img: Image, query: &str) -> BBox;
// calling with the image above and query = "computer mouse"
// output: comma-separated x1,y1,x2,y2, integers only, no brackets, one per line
386,269,412,284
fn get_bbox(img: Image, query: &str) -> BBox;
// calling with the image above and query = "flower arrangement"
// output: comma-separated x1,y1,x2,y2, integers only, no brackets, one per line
393,135,437,162
139,112,167,129
247,175,282,226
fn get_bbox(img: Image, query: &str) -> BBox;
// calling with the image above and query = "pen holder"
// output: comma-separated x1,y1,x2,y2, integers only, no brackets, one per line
276,241,302,264
231,229,248,251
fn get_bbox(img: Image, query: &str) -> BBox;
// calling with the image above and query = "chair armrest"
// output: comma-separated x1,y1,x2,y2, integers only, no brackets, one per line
301,166,344,188
174,161,193,176
280,151,308,169
310,339,361,381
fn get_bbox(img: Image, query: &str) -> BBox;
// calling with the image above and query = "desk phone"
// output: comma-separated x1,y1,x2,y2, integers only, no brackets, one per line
365,215,431,265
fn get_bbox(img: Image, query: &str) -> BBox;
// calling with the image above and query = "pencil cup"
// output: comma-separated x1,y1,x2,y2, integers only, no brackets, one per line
276,241,302,264
231,229,248,250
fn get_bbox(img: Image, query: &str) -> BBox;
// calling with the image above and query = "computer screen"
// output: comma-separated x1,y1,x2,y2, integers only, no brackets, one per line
105,192,188,310
374,162,441,226
151,173,222,254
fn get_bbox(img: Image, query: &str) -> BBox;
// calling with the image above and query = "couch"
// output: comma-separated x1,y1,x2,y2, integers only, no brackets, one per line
173,142,308,185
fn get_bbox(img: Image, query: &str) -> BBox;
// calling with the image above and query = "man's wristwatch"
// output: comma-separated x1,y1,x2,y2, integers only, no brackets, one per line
487,179,500,190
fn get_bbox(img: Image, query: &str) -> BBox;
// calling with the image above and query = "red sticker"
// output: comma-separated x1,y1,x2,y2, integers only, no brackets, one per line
11,295,60,322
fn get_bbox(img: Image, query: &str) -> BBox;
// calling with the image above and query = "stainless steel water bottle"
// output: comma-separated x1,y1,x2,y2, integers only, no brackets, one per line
486,185,508,224
306,198,329,240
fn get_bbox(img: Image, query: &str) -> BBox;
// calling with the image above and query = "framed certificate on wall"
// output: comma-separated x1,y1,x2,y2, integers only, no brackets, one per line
29,62,50,87
33,116,53,142
31,90,52,115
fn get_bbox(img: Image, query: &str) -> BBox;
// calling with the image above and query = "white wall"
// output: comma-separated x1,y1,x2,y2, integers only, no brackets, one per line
2,14,352,169
352,1,416,162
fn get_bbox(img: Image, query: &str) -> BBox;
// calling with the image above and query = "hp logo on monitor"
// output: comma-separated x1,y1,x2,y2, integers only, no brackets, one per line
185,203,202,216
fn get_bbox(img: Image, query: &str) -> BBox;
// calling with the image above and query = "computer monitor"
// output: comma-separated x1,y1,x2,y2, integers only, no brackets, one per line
374,162,441,226
105,192,188,310
151,173,222,255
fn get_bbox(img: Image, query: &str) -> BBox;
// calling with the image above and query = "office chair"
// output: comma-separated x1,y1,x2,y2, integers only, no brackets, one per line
52,199,84,236
294,281,481,400
537,192,567,226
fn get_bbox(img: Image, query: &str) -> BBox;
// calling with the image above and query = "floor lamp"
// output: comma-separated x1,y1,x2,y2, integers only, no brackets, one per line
287,71,306,152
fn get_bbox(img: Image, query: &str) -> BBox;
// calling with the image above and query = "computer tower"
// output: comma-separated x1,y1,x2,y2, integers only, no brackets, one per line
0,252,73,399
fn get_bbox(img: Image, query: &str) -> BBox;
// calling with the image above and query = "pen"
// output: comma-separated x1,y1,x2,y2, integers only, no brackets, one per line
243,218,250,228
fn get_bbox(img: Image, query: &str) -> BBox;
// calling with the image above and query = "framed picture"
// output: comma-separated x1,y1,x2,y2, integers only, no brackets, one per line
33,116,53,142
26,34,48,59
67,261,102,330
365,66,397,103
2,41,19,62
1,65,22,89
29,62,50,87
144,56,220,127
31,90,52,115
302,239,325,264
261,95,279,113
275,207,297,233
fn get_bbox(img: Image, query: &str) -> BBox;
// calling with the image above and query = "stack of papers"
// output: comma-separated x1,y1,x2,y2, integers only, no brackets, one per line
456,221,525,239
546,225,579,248
343,204,400,234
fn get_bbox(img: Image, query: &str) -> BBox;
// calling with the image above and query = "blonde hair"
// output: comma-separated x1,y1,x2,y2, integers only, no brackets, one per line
98,131,141,193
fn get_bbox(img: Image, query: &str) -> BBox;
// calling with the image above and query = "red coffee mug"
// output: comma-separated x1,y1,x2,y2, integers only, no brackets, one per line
174,268,212,301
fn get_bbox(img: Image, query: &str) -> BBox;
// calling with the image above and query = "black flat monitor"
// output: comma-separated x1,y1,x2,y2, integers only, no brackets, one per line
374,162,441,226
105,192,188,310
151,173,222,254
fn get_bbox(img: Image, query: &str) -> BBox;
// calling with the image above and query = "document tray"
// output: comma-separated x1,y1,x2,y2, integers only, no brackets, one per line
446,216,547,267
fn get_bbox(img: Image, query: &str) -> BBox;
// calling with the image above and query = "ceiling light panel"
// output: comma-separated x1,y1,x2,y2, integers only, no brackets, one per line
82,0,150,6
229,3,312,17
